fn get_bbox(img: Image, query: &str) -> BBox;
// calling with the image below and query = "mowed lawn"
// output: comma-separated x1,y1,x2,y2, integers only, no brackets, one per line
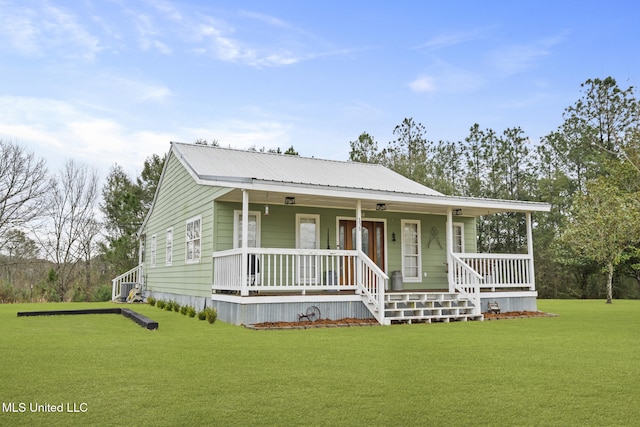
0,300,638,426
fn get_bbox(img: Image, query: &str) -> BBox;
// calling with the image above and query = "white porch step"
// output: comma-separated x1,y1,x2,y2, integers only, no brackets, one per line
384,292,483,324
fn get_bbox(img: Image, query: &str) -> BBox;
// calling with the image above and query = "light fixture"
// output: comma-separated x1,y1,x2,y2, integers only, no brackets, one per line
453,209,462,216
285,197,296,205
392,232,396,242
264,205,270,216
376,203,387,211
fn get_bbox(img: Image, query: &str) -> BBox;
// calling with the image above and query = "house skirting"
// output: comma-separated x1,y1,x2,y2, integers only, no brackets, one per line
210,293,375,326
480,291,538,312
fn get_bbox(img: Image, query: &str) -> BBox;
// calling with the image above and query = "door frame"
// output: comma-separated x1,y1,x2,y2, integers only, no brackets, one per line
336,216,388,273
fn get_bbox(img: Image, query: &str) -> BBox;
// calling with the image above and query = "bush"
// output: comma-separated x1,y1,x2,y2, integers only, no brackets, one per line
147,296,156,306
164,301,174,311
173,302,180,312
179,305,188,315
203,307,217,324
156,300,166,309
92,285,113,302
197,310,206,321
186,306,196,318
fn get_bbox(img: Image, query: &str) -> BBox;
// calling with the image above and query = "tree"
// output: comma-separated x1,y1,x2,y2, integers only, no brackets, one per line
559,178,640,303
349,132,382,163
137,154,166,212
41,160,100,301
0,140,48,250
384,118,429,183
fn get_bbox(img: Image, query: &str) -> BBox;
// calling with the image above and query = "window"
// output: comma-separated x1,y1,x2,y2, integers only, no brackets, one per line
234,211,260,248
401,220,421,282
166,228,173,266
150,234,157,267
296,214,320,284
186,216,201,263
453,222,465,253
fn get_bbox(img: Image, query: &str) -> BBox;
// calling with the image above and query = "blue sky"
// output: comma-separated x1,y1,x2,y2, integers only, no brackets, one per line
1,0,639,177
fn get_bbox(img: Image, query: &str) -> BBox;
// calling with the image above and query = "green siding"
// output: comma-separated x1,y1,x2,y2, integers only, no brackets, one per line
142,154,479,296
142,153,229,298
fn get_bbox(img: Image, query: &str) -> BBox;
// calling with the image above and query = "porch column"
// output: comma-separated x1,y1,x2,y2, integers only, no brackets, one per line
355,199,362,291
446,208,454,292
526,212,536,291
241,190,249,296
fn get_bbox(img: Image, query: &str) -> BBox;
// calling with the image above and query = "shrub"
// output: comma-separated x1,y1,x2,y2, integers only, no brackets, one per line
204,307,217,324
164,301,174,311
156,300,166,309
173,302,180,312
179,305,188,315
186,306,196,318
197,310,206,321
147,296,156,306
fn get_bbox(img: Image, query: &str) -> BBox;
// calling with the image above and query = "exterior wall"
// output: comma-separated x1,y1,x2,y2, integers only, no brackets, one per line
142,153,230,298
480,295,538,312
213,201,476,291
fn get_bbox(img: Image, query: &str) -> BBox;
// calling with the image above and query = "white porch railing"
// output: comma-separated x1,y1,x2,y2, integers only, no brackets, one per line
111,265,143,301
450,254,482,316
212,248,388,322
455,253,534,291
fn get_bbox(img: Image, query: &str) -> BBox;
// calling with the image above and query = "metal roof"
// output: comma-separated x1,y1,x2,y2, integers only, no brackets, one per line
168,142,551,215
171,142,443,197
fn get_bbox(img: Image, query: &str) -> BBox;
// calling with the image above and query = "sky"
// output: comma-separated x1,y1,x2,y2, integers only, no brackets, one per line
1,0,639,179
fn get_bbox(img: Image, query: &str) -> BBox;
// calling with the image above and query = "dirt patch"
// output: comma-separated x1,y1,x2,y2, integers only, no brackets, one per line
483,311,558,320
246,311,557,329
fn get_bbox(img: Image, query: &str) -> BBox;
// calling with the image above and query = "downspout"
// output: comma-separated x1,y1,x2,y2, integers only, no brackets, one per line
526,212,536,291
241,190,249,296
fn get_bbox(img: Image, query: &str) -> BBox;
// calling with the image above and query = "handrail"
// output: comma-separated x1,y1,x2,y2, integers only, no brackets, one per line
356,250,388,324
111,265,143,301
450,253,481,315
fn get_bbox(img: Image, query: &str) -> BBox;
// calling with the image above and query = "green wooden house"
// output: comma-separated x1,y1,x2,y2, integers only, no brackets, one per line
112,142,551,325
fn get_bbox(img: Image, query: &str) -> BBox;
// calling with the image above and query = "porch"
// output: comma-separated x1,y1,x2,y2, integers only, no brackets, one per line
209,247,536,324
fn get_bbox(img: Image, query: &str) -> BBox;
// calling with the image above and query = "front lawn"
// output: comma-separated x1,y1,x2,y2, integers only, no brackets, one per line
0,300,638,426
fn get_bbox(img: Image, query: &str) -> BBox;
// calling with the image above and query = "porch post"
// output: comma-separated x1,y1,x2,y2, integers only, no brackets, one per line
446,208,454,292
526,212,536,291
355,199,362,291
241,190,249,296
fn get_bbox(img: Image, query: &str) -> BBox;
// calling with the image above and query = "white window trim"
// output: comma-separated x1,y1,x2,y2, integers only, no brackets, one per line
401,219,422,282
453,222,465,253
233,210,261,249
166,227,173,266
185,215,202,264
296,214,321,249
150,234,157,267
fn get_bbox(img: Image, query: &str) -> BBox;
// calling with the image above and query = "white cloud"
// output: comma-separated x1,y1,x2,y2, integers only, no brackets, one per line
184,119,291,151
409,76,436,93
414,30,479,51
0,3,101,59
489,33,567,75
99,75,172,103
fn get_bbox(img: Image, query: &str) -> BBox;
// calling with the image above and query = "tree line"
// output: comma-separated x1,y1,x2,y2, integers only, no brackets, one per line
349,77,640,301
1,76,638,302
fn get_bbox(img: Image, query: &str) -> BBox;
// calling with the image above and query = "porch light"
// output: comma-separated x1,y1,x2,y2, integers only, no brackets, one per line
376,203,387,211
453,209,462,216
264,205,269,216
392,232,396,242
285,197,296,205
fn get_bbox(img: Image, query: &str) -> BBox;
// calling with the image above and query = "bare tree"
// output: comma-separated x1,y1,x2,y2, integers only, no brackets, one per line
0,140,48,251
41,160,100,301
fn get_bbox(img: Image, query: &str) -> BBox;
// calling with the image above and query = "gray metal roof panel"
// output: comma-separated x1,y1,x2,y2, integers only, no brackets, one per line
171,142,443,196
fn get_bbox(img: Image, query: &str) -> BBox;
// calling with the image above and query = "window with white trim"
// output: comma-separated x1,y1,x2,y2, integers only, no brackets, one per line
401,220,421,282
296,214,320,284
453,222,465,253
150,234,157,267
233,211,260,248
166,227,173,266
185,216,201,263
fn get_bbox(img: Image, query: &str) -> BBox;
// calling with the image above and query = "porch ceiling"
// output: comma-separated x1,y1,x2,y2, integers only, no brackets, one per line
216,188,550,216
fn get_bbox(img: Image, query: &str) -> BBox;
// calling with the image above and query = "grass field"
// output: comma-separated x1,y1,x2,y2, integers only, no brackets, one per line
0,300,638,426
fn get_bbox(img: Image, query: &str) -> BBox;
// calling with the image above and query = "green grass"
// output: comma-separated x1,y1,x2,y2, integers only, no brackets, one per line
1,300,639,426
